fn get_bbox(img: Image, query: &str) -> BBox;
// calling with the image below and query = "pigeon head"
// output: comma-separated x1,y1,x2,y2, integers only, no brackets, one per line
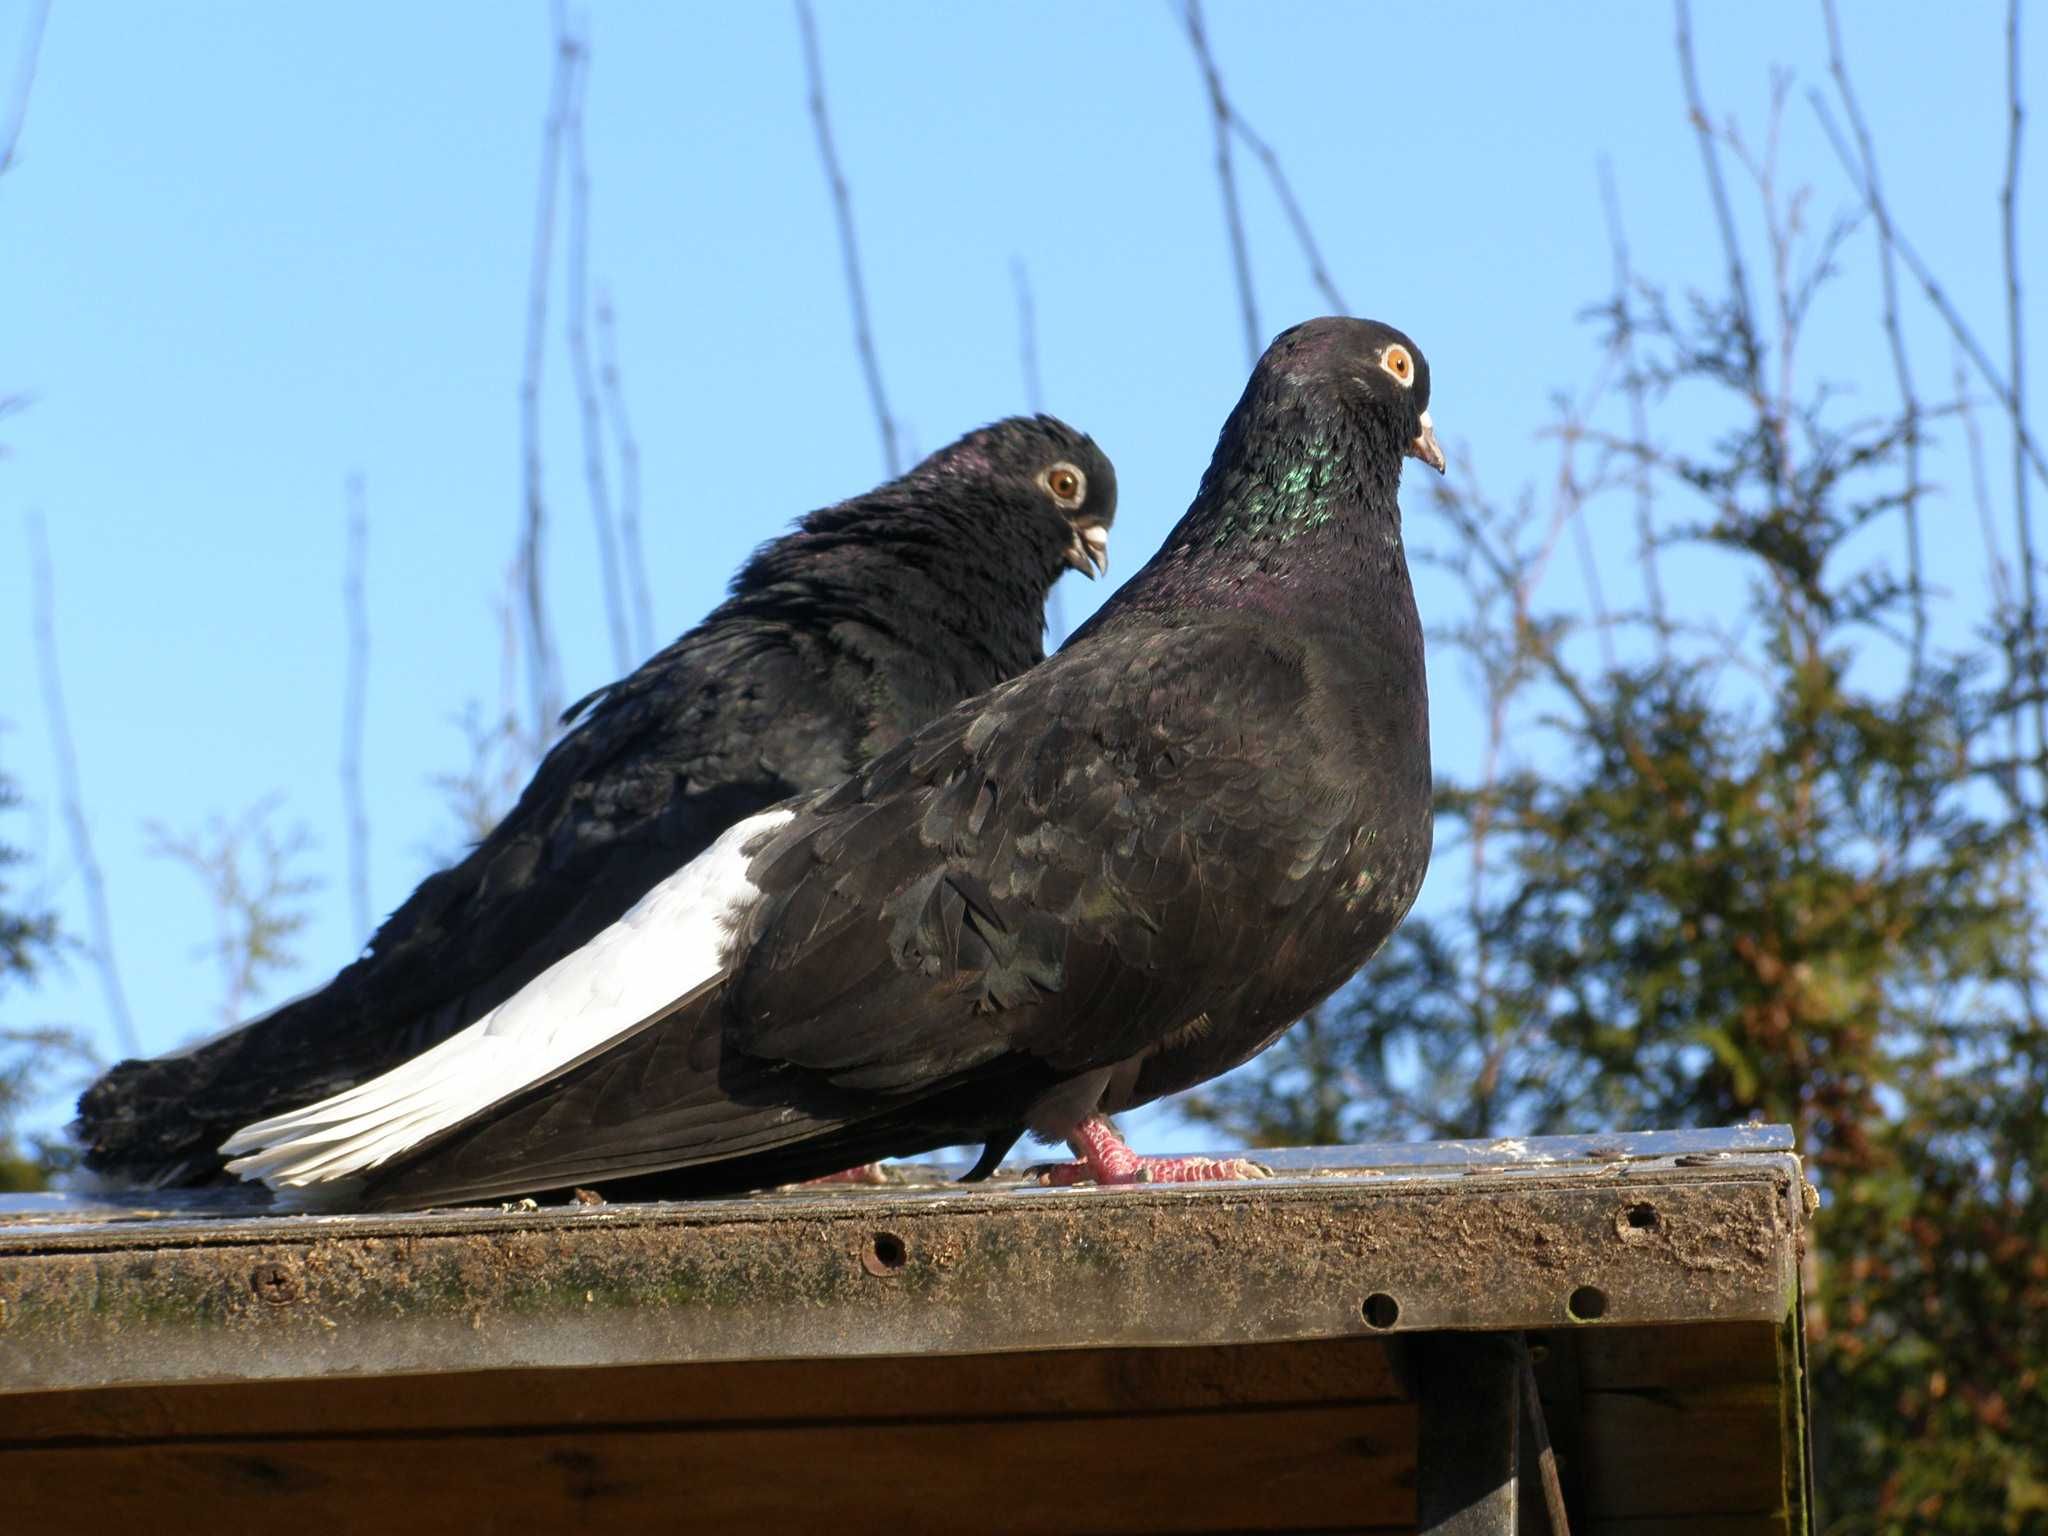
907,415,1118,580
1179,315,1445,552
1261,316,1444,476
745,415,1117,609
1065,316,1442,639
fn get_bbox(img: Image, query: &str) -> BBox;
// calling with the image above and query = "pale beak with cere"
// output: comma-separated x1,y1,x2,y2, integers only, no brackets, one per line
1406,410,1447,475
1064,522,1111,578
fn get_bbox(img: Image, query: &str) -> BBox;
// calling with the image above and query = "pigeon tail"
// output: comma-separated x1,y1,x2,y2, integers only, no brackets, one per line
220,808,792,1191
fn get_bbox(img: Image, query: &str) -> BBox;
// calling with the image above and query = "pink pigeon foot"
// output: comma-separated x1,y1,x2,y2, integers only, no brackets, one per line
1034,1114,1273,1186
794,1163,900,1187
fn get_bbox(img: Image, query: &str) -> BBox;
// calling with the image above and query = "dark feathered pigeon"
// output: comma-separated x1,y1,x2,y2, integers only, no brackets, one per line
76,416,1116,1187
220,317,1440,1208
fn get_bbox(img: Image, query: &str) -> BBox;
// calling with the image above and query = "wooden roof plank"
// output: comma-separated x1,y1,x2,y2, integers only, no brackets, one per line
1,1134,1804,1397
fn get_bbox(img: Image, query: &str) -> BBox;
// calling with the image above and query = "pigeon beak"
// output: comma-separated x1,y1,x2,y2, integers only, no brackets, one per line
1406,411,1447,475
1064,523,1111,579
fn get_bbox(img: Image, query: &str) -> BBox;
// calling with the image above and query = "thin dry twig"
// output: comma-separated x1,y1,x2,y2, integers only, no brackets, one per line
429,575,541,857
1956,343,2033,1013
518,2,574,742
561,17,632,676
597,286,652,658
341,472,371,943
1516,1341,1574,1536
1597,158,1667,641
1809,95,2048,495
1819,0,1928,691
1674,0,1764,399
0,0,50,181
1177,0,1355,350
1179,0,1259,366
1177,0,1352,333
27,513,138,1056
147,797,319,1029
795,0,900,476
1427,473,1563,1130
1749,80,1802,416
1227,114,1348,315
0,0,50,428
1528,316,1628,671
2001,0,2041,782
1721,75,1811,473
1562,432,1619,676
1012,257,1065,646
1959,348,2015,613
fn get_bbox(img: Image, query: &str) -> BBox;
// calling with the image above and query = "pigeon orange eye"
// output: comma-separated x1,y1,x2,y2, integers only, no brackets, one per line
1040,464,1086,508
1380,345,1414,385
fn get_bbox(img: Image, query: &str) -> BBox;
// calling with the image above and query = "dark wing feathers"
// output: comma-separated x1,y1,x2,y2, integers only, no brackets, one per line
76,582,1016,1181
870,624,1354,1074
364,613,1375,1206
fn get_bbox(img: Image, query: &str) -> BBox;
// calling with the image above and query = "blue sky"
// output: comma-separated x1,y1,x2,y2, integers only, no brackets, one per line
1,3,2040,1148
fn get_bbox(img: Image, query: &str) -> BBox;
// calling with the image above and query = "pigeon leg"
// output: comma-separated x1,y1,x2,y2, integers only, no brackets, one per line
1035,1114,1271,1186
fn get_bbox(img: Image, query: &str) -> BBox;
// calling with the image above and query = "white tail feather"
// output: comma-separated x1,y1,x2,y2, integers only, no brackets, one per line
221,808,793,1191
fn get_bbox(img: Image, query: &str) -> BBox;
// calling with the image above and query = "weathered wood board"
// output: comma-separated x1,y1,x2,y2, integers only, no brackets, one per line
0,1128,1814,1534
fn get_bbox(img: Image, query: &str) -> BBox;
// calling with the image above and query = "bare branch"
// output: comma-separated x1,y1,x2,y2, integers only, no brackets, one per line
1561,426,1619,677
794,0,900,476
1228,115,1348,315
0,0,50,182
1674,0,1764,399
1722,76,1802,432
431,703,525,852
1959,347,2014,612
2002,0,2041,781
147,797,319,1028
27,512,138,1057
1174,0,1352,349
494,564,524,754
1956,340,2036,1022
518,2,573,743
1179,0,1259,365
428,575,541,860
1012,257,1064,647
1597,157,1667,640
1820,0,1928,691
597,286,652,658
1809,93,2048,495
0,1,49,428
341,472,371,943
561,17,632,676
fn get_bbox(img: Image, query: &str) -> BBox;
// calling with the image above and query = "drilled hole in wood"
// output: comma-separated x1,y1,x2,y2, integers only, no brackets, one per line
1361,1292,1400,1329
248,1262,299,1305
1625,1202,1659,1230
1567,1284,1608,1322
862,1231,908,1276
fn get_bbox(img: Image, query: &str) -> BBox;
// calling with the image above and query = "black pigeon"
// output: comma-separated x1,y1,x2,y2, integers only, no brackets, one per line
76,416,1117,1187
221,317,1442,1208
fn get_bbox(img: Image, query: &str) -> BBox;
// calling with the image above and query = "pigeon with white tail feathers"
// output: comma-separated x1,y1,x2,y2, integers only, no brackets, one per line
223,318,1440,1208
76,416,1116,1188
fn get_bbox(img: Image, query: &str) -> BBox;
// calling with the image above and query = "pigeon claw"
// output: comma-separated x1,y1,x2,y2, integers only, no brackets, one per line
1034,1154,1274,1187
1032,1113,1274,1187
791,1162,901,1188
